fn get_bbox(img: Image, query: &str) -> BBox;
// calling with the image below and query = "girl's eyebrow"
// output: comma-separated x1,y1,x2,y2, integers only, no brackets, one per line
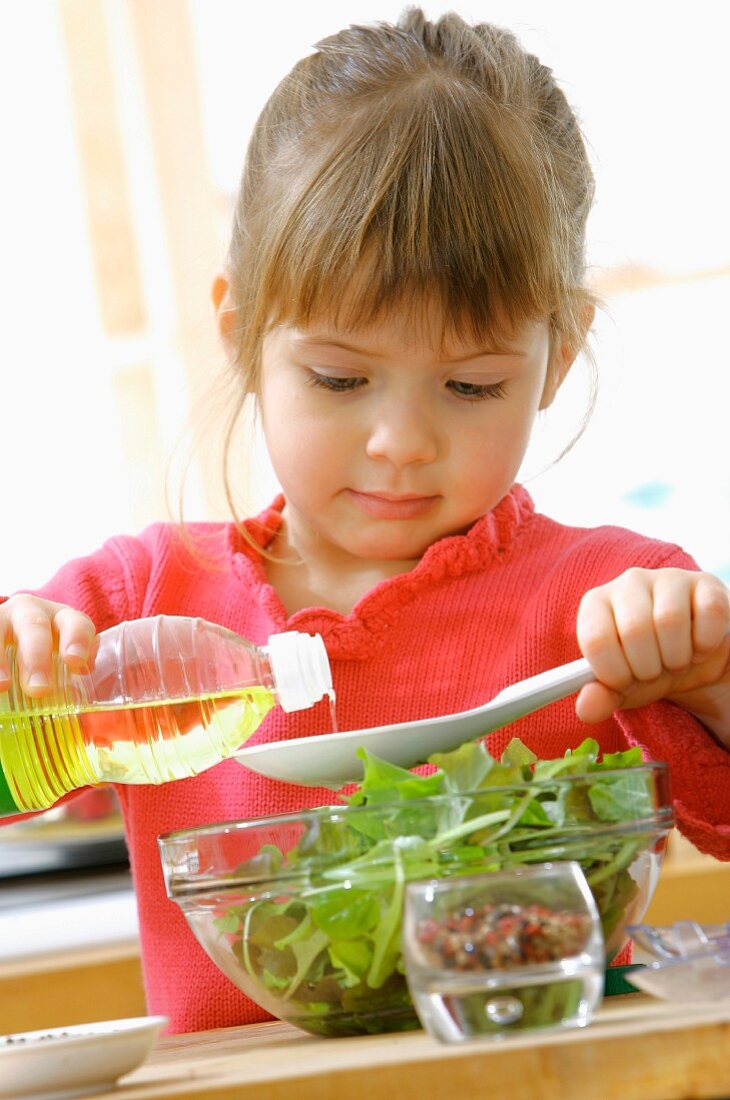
291,336,386,358
290,335,527,361
447,348,528,363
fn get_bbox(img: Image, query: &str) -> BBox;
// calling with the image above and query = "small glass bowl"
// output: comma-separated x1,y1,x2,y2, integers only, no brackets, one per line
402,862,605,1042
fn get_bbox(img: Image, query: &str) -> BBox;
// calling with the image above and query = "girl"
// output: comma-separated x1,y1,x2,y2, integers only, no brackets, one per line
1,10,729,1033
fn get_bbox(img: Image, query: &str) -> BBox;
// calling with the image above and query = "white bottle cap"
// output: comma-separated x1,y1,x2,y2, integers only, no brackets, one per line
264,631,333,713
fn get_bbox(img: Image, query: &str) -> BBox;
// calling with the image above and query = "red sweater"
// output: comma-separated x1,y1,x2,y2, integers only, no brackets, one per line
15,487,730,1032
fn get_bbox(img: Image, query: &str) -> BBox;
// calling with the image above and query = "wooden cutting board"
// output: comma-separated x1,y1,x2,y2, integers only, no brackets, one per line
90,995,730,1100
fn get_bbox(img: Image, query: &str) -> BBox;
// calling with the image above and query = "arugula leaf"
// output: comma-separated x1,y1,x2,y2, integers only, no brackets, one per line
500,737,538,769
345,748,445,807
213,912,242,934
588,772,654,822
429,740,495,792
283,931,331,1001
328,939,372,982
366,844,406,989
262,968,291,992
599,746,645,770
232,842,284,879
310,888,380,940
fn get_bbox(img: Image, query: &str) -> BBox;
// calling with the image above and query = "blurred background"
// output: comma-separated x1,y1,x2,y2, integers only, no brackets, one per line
1,0,729,594
0,0,728,1034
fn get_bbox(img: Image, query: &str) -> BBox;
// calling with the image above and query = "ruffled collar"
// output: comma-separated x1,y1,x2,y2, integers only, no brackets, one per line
228,485,535,658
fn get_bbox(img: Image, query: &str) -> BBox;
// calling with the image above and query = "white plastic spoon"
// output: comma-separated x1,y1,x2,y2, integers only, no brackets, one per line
234,655,597,788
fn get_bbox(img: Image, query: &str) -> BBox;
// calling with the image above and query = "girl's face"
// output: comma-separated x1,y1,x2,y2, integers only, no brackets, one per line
259,309,553,568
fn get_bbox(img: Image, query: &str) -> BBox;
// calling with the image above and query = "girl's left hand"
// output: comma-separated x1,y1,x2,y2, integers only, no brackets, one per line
575,568,730,748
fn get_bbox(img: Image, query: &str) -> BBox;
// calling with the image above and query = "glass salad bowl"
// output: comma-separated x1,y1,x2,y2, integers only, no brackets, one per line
158,737,673,1037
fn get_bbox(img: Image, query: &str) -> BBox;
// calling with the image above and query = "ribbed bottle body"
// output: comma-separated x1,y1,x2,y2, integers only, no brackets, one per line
0,617,278,815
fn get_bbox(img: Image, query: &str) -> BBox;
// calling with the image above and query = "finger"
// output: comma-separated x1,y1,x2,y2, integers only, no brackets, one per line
0,612,11,691
11,607,54,696
55,608,97,671
575,681,623,724
650,570,693,673
690,575,730,658
609,572,664,682
577,587,635,692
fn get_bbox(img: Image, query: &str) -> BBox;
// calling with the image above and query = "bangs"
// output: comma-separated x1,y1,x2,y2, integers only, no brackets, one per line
246,77,572,351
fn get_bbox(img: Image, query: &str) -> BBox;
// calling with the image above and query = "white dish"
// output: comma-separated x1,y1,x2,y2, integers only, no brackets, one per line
627,955,730,1003
627,919,730,1003
235,656,596,787
0,1015,168,1100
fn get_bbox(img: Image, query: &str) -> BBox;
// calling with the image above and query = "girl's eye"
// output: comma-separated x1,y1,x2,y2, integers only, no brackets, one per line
306,372,367,393
447,380,506,401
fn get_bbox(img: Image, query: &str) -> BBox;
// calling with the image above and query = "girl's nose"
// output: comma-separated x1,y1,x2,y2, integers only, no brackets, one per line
365,403,439,466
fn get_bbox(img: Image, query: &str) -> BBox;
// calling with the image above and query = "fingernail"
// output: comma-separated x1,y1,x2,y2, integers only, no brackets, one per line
66,644,88,660
28,672,49,689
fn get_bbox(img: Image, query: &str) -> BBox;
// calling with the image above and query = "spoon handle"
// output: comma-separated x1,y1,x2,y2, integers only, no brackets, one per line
487,625,730,729
486,656,595,714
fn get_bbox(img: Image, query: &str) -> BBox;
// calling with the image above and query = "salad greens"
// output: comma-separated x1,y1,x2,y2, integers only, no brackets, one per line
214,737,667,1036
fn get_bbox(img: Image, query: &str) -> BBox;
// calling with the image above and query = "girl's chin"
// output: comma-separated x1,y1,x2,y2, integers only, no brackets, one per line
336,525,459,562
283,503,485,563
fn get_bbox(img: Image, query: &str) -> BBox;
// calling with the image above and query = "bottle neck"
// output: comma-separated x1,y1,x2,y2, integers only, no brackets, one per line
255,650,277,696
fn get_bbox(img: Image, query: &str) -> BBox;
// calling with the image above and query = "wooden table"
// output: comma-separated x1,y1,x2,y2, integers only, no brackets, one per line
87,996,730,1100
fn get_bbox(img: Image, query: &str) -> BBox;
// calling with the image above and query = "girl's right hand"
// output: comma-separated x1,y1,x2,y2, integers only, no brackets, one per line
0,595,97,697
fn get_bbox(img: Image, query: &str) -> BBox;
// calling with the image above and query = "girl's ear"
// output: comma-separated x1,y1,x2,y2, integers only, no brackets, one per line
539,304,596,410
211,272,239,359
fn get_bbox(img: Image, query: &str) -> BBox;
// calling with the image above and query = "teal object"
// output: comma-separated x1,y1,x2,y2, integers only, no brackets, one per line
622,481,673,509
0,765,19,816
604,964,643,996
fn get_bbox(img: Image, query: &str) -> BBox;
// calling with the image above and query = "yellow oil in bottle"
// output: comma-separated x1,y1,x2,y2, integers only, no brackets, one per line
0,686,275,813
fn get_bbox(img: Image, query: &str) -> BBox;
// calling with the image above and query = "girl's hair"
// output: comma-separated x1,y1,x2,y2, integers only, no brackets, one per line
218,7,597,531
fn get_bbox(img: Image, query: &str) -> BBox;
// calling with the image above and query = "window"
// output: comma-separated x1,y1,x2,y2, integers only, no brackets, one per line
2,0,727,592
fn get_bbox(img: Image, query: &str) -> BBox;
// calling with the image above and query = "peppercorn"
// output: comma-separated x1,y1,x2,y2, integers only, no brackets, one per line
415,901,591,971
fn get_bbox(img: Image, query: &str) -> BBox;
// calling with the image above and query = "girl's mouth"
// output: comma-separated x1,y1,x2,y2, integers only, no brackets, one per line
347,489,439,520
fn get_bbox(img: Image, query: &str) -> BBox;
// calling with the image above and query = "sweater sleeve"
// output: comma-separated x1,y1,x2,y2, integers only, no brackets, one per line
592,540,730,859
533,527,730,859
615,702,730,859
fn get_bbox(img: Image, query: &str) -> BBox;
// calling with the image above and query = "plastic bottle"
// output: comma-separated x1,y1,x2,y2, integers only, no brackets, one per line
0,616,333,817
